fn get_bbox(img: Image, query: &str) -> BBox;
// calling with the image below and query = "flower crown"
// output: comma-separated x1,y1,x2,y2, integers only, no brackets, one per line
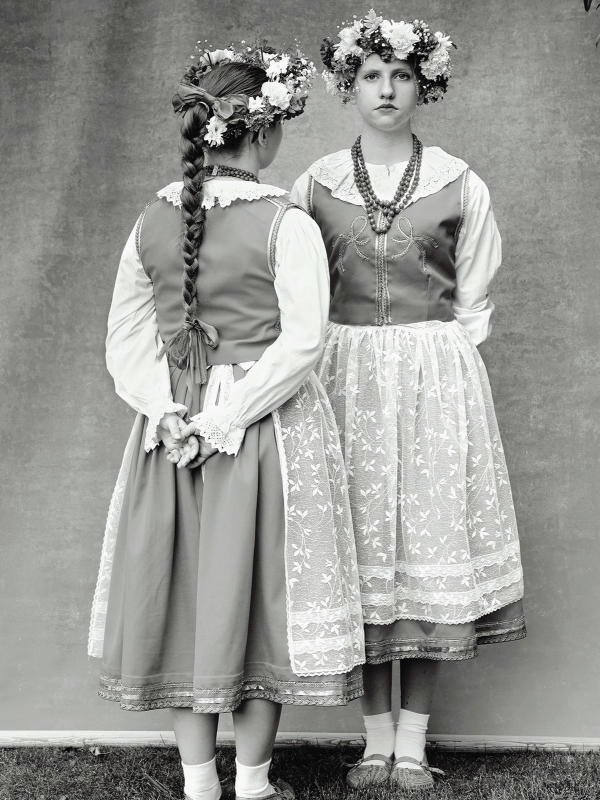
173,41,316,148
320,9,454,104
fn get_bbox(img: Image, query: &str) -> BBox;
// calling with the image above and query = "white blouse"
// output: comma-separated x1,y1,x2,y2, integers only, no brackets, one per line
106,180,329,454
290,146,502,347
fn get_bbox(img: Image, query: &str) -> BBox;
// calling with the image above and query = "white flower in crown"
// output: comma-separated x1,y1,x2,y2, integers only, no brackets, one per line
435,32,453,52
380,20,420,60
261,81,291,110
334,23,363,59
265,54,290,78
363,9,383,33
322,68,339,95
204,116,228,146
420,41,452,79
199,48,234,68
248,95,264,112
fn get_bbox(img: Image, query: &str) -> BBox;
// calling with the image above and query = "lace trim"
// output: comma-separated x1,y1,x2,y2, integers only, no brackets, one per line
358,541,522,579
307,146,468,208
290,600,364,626
193,411,245,456
365,569,524,608
156,180,288,210
145,399,188,453
189,364,245,455
364,578,525,627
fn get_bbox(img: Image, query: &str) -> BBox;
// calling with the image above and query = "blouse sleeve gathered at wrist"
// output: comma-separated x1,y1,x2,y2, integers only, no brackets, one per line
190,404,246,456
190,208,329,455
106,224,187,452
453,170,502,346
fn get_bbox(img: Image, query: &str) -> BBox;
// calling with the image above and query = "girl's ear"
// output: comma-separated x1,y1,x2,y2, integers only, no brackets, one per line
257,126,269,148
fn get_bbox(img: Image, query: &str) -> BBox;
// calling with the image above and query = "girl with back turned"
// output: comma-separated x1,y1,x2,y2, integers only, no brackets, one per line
89,41,364,800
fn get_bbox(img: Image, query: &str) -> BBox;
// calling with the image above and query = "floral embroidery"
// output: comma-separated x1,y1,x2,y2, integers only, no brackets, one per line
273,374,365,676
317,319,525,627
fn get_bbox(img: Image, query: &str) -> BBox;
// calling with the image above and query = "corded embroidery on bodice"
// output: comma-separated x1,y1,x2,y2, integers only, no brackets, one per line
311,174,464,327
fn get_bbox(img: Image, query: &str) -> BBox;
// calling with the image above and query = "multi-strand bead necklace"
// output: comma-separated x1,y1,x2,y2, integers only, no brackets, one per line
203,164,260,183
351,134,423,235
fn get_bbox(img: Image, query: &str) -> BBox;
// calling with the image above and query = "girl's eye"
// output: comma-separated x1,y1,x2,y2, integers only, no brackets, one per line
394,73,410,80
363,73,379,81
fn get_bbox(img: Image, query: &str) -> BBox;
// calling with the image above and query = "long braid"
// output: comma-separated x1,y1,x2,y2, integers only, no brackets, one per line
160,61,267,384
159,104,215,378
180,105,206,322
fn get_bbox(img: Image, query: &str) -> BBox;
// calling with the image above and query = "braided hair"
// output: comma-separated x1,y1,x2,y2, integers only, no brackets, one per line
161,62,267,381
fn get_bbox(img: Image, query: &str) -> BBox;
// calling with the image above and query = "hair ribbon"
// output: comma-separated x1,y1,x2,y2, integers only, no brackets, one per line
172,83,249,120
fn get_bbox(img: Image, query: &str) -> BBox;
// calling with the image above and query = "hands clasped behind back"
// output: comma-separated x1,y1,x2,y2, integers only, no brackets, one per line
158,411,218,469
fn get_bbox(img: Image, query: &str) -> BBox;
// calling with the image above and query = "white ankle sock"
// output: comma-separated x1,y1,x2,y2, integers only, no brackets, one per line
235,758,273,799
181,756,221,800
363,711,395,761
394,709,429,770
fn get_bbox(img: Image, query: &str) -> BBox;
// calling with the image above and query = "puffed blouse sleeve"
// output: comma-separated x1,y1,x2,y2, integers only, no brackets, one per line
191,208,329,456
453,170,502,346
106,222,187,452
289,171,312,213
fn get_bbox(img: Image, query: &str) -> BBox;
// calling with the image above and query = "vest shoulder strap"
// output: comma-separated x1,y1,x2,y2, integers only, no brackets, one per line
134,197,160,258
264,196,308,278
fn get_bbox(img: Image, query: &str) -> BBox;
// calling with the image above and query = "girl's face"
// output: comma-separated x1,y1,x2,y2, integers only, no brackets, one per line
353,54,421,133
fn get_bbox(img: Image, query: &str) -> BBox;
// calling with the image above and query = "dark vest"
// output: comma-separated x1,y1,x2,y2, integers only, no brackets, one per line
139,194,290,365
310,172,466,326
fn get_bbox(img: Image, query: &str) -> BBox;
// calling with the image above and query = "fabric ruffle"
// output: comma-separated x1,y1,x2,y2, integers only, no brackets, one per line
307,146,468,208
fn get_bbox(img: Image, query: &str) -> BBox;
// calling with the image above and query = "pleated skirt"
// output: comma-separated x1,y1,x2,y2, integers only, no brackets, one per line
317,320,526,662
98,366,362,711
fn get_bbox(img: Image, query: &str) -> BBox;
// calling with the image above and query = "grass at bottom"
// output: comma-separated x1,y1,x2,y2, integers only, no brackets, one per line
1,747,600,800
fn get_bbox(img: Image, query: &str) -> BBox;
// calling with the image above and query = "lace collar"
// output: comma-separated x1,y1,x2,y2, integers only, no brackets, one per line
156,179,288,210
307,146,468,207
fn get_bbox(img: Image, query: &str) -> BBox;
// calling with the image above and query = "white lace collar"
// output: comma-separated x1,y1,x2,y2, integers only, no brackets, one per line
156,180,288,210
307,146,468,207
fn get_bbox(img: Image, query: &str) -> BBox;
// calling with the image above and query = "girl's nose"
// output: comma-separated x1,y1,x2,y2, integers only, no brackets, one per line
380,79,395,98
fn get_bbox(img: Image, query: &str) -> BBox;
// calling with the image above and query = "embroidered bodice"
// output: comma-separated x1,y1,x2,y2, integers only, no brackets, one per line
291,147,501,341
308,165,466,326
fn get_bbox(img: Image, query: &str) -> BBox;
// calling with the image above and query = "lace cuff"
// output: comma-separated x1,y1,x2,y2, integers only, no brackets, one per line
190,406,246,456
145,399,188,453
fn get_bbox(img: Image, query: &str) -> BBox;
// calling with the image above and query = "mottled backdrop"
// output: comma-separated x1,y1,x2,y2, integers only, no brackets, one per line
1,0,599,738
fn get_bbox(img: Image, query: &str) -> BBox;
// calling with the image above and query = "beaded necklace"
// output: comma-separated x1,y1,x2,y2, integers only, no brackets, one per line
203,164,260,183
351,135,423,235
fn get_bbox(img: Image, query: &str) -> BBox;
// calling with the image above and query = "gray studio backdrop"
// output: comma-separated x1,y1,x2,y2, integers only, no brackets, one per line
1,0,599,738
